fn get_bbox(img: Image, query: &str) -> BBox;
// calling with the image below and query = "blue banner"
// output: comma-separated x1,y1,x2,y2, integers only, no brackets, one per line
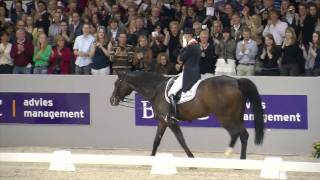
0,92,90,124
135,94,308,129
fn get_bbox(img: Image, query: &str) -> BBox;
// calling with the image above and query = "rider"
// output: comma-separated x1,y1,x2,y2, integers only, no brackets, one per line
168,28,201,121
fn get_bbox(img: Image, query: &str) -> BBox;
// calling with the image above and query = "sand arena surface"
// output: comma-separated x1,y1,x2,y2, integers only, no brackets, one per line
0,147,319,180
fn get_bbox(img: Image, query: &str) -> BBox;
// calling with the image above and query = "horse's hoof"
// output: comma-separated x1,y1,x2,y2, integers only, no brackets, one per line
224,147,233,157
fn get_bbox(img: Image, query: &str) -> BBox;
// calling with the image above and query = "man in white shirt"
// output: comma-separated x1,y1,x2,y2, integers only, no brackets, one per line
73,23,95,75
263,10,288,46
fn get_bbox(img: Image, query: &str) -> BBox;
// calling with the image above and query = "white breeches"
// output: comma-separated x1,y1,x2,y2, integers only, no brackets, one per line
168,72,184,96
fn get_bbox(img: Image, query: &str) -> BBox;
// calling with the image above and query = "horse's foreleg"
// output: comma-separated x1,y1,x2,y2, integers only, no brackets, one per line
168,120,194,158
151,120,167,156
239,127,249,159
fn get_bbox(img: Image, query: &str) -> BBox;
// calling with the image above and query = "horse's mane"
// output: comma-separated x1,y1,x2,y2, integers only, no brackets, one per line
125,71,169,100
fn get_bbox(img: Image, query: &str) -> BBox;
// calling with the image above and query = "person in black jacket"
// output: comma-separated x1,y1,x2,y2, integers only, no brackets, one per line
199,30,216,74
168,28,201,121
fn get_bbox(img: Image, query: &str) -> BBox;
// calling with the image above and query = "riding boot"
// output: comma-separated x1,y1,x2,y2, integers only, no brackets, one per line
169,95,179,121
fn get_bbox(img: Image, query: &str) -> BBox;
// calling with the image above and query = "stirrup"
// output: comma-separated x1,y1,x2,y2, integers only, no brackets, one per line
169,95,179,120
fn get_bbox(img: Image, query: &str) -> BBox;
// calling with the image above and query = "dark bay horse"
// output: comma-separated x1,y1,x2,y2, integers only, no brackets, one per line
110,71,264,159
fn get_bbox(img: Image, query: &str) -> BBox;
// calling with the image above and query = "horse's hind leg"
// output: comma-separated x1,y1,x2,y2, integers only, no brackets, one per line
224,125,241,157
168,120,194,158
151,120,168,156
239,126,249,159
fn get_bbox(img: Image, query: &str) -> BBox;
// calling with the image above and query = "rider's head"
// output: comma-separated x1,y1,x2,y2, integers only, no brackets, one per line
182,28,194,47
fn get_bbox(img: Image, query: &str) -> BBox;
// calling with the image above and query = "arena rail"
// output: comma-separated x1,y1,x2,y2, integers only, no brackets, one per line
0,151,319,179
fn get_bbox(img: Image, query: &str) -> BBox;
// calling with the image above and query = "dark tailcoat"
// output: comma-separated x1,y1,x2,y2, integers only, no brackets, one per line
180,41,201,92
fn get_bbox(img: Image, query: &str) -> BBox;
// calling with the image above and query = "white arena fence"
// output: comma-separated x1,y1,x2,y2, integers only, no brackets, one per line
0,151,320,179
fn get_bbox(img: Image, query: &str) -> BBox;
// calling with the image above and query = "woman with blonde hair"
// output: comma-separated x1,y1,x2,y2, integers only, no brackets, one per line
247,14,263,46
133,35,153,71
280,27,304,76
89,26,111,75
155,52,174,75
33,33,52,74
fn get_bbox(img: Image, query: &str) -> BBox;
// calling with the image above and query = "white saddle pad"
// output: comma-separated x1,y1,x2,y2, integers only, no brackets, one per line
165,77,203,104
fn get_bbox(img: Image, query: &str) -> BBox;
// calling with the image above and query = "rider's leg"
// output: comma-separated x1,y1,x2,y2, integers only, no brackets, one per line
168,73,183,119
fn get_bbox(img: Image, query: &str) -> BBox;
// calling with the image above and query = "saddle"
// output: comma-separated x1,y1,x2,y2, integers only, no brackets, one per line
165,76,203,104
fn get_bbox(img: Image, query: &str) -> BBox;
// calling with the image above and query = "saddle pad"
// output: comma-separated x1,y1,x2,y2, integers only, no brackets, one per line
165,77,203,104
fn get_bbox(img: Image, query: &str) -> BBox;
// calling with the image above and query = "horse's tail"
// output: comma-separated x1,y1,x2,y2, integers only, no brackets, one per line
238,78,264,145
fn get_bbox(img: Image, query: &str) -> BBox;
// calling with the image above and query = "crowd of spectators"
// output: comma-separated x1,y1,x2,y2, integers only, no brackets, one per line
0,0,320,76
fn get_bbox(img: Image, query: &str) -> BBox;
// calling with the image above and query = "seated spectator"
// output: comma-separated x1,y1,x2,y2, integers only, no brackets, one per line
108,32,135,74
34,1,50,35
48,12,62,45
132,35,153,72
48,35,73,74
280,27,304,76
150,25,166,59
106,18,123,44
214,28,237,76
163,21,182,64
154,52,175,75
263,10,288,46
247,15,263,47
135,16,149,38
33,33,52,74
258,34,281,76
10,29,34,74
231,13,246,41
9,20,33,44
59,21,71,48
73,23,95,75
11,0,25,24
199,30,216,74
0,31,13,74
182,6,196,30
89,26,111,75
193,21,203,42
282,4,299,36
301,32,320,76
211,20,223,42
69,12,83,43
236,28,258,76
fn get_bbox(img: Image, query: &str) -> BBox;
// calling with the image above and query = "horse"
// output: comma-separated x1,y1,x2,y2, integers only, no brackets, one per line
110,71,264,159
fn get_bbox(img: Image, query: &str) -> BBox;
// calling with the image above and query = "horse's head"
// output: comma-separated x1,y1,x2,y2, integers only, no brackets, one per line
110,71,133,106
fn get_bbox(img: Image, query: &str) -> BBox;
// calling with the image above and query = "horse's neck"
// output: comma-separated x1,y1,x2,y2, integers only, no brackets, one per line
128,76,166,101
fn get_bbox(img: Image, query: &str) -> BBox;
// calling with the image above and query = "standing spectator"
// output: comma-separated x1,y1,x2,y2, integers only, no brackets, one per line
69,12,83,43
147,6,162,33
34,1,51,35
106,18,123,44
247,15,263,47
150,28,166,59
163,21,182,64
194,0,207,23
59,21,71,48
263,10,288,46
211,20,223,42
33,33,52,74
219,3,234,28
182,6,196,30
9,20,33,44
214,28,237,76
282,4,299,36
73,23,95,75
297,3,317,46
10,0,25,24
48,12,62,45
236,28,258,76
0,31,13,74
10,29,34,74
230,13,245,41
301,32,320,76
108,32,135,74
280,27,304,76
154,52,174,75
89,26,111,75
199,30,216,74
258,34,281,76
135,16,149,38
25,15,35,36
132,35,153,72
193,21,203,42
48,35,73,74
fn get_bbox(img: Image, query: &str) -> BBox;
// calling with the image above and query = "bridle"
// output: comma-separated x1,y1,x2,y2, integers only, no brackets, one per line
113,73,134,108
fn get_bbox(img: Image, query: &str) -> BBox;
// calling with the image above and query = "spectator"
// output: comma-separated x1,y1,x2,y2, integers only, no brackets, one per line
282,4,299,36
211,20,223,42
219,3,233,28
48,12,62,45
127,18,138,46
147,6,162,33
214,28,237,76
11,0,25,24
0,31,13,74
132,35,153,72
150,27,166,60
9,20,33,44
301,31,320,76
258,33,281,76
182,6,196,30
69,12,83,43
154,52,175,75
25,15,35,36
230,13,245,41
34,1,51,35
135,16,149,38
194,0,207,23
48,35,73,74
106,18,123,44
297,3,317,46
280,27,304,76
247,14,263,47
10,29,34,74
59,21,71,48
89,26,111,75
33,33,52,74
263,10,288,46
73,23,95,75
163,21,182,64
108,32,135,74
199,30,216,74
193,21,203,42
236,28,258,76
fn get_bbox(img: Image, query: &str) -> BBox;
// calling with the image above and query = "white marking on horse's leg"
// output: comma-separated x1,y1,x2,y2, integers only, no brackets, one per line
224,147,233,157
